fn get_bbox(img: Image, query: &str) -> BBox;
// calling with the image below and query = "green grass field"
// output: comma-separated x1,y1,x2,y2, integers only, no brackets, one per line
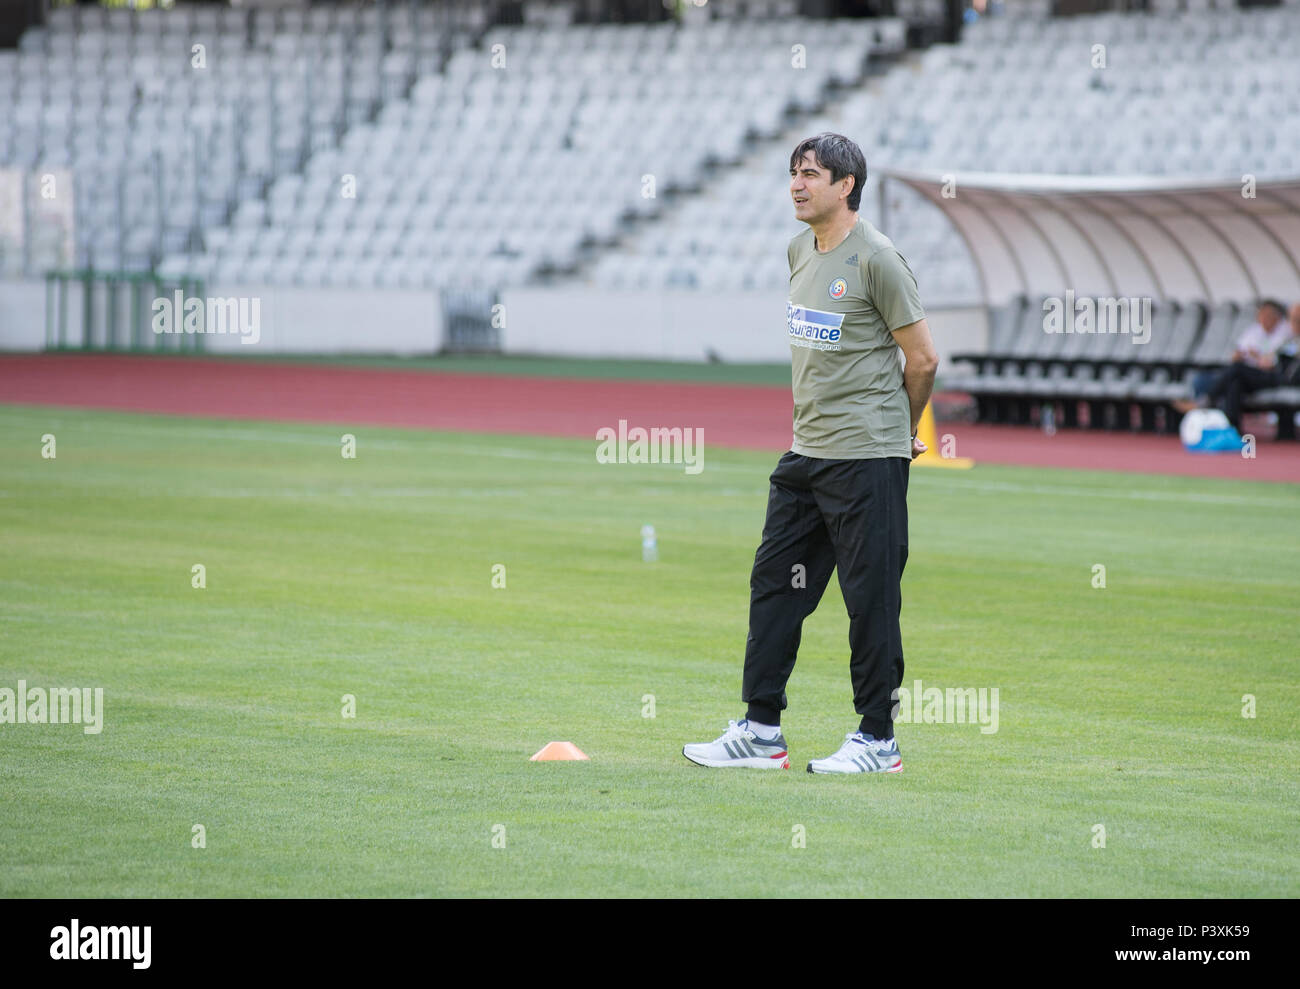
1,404,1297,897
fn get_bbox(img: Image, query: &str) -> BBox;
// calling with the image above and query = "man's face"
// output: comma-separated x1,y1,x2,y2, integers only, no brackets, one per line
790,151,852,225
1258,305,1282,331
1290,304,1300,335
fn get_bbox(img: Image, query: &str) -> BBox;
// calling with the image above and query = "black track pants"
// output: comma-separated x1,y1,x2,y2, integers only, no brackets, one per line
741,452,910,739
1207,363,1280,430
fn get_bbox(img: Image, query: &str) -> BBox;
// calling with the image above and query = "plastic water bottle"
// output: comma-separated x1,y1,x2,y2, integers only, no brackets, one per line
1042,403,1056,436
641,524,658,562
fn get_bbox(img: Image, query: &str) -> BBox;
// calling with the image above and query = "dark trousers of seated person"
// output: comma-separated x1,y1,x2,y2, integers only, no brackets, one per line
1208,364,1279,429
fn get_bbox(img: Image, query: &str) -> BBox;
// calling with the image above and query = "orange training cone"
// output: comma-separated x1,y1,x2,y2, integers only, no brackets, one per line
530,741,590,761
913,402,974,469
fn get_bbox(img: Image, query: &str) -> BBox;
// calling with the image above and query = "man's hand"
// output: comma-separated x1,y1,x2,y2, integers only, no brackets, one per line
892,318,940,453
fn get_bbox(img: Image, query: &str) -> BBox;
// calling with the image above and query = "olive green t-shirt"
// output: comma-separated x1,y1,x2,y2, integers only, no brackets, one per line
786,214,925,459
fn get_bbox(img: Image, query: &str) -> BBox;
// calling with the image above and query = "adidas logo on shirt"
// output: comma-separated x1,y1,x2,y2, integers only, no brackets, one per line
845,253,858,265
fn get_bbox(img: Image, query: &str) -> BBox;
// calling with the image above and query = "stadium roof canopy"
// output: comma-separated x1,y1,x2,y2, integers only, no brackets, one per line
881,170,1300,307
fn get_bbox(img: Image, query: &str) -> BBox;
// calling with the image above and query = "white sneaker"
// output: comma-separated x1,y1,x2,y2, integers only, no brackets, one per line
682,719,790,769
806,732,902,774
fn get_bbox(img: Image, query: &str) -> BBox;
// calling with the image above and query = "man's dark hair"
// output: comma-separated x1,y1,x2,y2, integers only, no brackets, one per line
790,133,867,212
1259,299,1286,318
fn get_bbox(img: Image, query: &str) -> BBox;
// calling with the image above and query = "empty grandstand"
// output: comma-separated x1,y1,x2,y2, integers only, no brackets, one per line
2,0,1299,435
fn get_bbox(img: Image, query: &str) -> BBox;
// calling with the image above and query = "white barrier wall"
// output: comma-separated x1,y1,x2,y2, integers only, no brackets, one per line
499,286,986,368
0,279,45,349
193,284,444,353
6,281,443,354
0,277,986,373
500,288,789,363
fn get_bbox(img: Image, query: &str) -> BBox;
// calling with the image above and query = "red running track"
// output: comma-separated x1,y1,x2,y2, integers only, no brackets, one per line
2,353,1298,483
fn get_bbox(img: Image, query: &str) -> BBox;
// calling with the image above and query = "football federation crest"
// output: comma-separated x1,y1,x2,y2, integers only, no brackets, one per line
828,277,847,300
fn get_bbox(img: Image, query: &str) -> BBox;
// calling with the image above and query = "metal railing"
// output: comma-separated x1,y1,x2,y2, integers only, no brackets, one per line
45,269,206,351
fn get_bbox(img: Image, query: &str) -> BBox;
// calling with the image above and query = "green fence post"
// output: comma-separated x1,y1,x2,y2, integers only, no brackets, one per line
45,272,54,349
81,269,93,350
107,274,119,351
195,278,205,353
155,277,168,352
131,275,141,350
58,272,68,348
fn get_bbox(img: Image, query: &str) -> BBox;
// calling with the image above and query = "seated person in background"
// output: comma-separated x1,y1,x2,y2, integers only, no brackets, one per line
1175,299,1291,413
1203,301,1300,430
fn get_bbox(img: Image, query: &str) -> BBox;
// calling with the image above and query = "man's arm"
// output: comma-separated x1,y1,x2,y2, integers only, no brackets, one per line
863,247,934,454
892,317,940,451
1232,324,1264,363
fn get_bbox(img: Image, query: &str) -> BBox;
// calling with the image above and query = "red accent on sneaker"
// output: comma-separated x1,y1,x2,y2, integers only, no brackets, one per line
770,751,788,759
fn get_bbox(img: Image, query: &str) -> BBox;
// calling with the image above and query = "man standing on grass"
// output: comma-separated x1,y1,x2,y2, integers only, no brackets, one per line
683,133,938,774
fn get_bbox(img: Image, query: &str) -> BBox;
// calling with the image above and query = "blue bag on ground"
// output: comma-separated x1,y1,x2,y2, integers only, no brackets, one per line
1179,409,1243,453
